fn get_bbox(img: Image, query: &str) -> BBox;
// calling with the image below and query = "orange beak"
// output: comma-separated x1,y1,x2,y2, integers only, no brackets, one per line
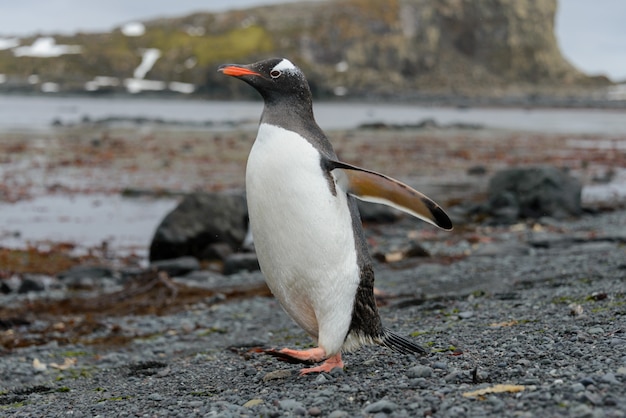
218,65,260,77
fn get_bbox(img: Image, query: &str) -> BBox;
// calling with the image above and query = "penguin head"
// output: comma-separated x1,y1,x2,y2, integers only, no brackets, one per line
219,58,312,107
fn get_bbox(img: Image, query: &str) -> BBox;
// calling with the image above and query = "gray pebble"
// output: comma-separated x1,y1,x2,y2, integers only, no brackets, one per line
279,399,305,412
580,376,596,386
364,400,398,414
433,361,448,370
148,393,164,401
315,373,328,383
444,371,461,383
487,395,505,411
308,406,322,416
263,369,292,381
458,311,474,319
407,365,432,378
587,326,604,335
599,372,620,385
571,382,585,393
328,411,349,418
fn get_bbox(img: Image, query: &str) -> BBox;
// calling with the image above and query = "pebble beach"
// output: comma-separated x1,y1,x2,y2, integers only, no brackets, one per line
1,110,625,416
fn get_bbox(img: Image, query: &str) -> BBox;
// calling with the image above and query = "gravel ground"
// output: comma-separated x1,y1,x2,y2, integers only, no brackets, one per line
1,208,625,417
1,124,625,416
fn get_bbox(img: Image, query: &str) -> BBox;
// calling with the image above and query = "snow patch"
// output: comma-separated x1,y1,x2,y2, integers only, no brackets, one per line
121,22,146,37
0,38,19,50
124,79,166,94
134,48,161,79
168,81,195,94
41,82,60,93
85,76,120,91
12,37,81,58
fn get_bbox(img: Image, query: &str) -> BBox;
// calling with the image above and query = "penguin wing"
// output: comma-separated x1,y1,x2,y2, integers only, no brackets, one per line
329,160,453,230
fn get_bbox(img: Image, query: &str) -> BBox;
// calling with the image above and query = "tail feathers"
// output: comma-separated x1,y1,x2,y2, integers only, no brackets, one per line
381,328,429,356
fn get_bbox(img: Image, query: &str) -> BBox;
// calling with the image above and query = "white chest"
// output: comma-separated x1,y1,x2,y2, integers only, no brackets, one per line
245,123,359,345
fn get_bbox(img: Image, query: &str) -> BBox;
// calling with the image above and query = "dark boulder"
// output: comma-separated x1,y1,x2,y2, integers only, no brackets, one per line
487,166,582,222
149,191,247,262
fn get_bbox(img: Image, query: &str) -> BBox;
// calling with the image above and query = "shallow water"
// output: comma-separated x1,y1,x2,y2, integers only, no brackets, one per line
0,193,179,258
1,95,625,134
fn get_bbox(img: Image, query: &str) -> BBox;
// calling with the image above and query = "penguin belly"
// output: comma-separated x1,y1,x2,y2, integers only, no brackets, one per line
246,123,359,356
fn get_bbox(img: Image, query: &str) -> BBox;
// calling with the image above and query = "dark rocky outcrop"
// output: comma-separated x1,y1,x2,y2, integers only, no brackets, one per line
486,165,582,222
149,192,248,262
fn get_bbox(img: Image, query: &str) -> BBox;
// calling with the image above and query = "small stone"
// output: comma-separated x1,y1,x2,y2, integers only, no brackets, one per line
308,406,322,416
279,399,304,412
329,367,345,377
458,311,474,319
617,366,626,375
407,365,433,378
263,369,292,382
487,395,505,411
569,404,593,418
579,376,596,387
433,361,448,370
599,373,620,385
243,399,263,408
444,371,461,383
148,393,164,401
587,326,604,335
315,373,330,383
328,411,349,418
577,391,602,406
570,382,585,393
363,400,398,414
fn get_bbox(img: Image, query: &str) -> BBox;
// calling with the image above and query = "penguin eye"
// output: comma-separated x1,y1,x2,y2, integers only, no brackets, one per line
270,69,282,79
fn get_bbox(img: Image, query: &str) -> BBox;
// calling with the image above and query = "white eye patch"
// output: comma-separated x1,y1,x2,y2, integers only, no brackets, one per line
271,58,298,75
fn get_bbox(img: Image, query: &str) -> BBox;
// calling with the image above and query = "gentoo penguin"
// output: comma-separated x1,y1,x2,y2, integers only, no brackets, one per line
218,58,452,375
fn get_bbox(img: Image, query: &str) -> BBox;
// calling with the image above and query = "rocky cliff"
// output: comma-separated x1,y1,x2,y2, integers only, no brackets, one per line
0,0,609,98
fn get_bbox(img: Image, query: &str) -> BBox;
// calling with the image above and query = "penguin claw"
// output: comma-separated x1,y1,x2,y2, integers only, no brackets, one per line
299,353,344,375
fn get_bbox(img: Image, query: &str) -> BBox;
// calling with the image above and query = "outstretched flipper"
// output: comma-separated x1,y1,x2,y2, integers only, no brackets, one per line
329,160,453,231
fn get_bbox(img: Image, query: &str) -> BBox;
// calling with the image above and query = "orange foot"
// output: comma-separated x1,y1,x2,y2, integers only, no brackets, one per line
299,352,344,375
264,347,344,375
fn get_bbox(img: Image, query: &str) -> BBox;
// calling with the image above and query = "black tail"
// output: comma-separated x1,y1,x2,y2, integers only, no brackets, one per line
381,328,429,356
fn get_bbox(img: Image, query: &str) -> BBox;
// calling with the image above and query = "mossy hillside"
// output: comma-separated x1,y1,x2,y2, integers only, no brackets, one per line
0,24,274,86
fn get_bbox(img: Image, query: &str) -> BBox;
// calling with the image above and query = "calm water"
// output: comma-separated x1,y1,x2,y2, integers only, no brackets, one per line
0,95,625,134
0,194,179,260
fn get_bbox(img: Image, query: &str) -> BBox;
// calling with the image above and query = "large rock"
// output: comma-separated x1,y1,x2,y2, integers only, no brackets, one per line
149,192,247,262
487,166,582,222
